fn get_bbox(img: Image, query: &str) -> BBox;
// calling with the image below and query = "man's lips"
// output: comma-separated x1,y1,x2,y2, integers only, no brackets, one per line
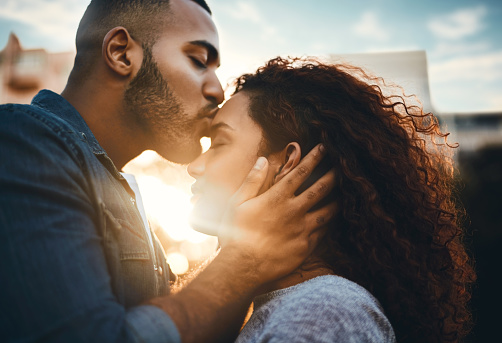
208,106,219,119
190,193,201,204
199,104,219,120
198,106,219,137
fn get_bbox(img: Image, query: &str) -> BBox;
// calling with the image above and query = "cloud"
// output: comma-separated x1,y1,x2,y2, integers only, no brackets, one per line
430,41,491,58
225,1,262,23
488,91,502,111
352,12,389,41
427,5,487,40
220,0,283,44
0,0,87,50
309,42,330,53
429,51,502,83
361,44,421,54
431,81,502,113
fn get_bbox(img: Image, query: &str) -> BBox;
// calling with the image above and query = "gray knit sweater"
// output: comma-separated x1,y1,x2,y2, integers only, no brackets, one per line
236,275,396,343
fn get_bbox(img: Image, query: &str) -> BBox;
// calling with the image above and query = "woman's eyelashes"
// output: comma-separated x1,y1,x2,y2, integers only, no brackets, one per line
209,142,223,149
209,137,228,150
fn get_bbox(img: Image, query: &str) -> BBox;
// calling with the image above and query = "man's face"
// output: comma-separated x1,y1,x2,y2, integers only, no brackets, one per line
125,0,223,164
187,93,273,235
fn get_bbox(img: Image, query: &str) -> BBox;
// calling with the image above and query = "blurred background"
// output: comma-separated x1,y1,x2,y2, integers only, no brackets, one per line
1,0,500,341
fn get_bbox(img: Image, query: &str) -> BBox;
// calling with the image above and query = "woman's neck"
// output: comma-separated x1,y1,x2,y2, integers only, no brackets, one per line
256,258,334,296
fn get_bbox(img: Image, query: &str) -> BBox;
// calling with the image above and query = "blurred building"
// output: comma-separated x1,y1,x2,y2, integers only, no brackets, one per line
330,50,434,113
0,33,74,104
329,50,502,158
440,111,502,159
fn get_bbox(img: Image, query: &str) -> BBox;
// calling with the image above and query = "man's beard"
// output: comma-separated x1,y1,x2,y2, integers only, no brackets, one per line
123,46,203,164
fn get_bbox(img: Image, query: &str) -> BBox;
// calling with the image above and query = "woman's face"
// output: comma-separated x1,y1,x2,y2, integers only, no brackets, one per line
188,92,275,235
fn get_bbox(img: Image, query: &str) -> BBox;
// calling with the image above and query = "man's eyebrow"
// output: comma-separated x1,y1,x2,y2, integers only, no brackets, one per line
189,40,219,65
210,122,234,135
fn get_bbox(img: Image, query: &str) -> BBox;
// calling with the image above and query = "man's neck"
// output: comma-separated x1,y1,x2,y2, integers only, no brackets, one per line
61,81,145,170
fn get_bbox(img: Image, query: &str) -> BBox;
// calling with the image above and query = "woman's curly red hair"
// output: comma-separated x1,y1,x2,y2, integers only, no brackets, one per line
233,57,476,342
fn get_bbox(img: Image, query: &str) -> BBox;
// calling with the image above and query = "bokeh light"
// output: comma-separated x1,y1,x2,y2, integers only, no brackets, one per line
166,252,190,275
123,138,218,276
200,136,211,152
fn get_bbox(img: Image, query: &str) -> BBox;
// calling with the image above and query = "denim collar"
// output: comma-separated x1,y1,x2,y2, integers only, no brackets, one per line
31,89,124,180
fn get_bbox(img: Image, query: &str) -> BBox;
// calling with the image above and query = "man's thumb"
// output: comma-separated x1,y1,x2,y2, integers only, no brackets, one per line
230,157,269,206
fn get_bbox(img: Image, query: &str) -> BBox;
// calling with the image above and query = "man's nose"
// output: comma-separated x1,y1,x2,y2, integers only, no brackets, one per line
204,73,224,105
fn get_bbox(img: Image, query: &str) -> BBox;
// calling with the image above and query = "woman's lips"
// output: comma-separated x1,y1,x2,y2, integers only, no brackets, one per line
190,183,203,204
190,193,201,204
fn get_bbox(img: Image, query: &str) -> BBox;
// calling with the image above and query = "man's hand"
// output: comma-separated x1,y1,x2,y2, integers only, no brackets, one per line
220,143,337,284
148,144,336,343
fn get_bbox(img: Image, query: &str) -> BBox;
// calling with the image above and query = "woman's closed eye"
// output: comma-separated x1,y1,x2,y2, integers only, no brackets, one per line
209,136,229,150
210,142,224,149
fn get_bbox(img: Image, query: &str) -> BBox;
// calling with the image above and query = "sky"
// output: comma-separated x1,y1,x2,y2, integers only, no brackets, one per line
1,0,501,113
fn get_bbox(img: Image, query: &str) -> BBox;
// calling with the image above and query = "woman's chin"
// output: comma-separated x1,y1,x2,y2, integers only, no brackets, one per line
189,193,230,237
189,217,220,236
189,205,223,237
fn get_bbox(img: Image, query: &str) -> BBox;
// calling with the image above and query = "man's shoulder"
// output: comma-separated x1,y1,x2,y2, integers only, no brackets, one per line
0,102,42,118
0,102,74,134
0,101,88,167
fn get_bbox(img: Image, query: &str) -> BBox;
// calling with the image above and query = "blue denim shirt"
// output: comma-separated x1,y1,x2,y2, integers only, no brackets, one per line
0,90,181,343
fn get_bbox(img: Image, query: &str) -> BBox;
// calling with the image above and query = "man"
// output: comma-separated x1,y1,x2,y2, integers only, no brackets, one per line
0,1,335,342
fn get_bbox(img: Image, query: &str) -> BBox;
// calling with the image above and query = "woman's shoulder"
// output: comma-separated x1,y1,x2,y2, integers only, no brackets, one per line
256,275,376,308
292,275,379,304
239,275,396,343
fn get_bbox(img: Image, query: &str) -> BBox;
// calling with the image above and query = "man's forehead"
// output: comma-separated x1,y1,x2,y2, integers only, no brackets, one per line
167,0,218,38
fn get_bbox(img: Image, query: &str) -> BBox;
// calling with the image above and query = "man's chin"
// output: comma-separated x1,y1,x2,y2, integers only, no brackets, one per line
157,143,202,164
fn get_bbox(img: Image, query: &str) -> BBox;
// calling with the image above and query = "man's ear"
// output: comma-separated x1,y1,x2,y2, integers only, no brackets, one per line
102,27,143,78
274,142,302,183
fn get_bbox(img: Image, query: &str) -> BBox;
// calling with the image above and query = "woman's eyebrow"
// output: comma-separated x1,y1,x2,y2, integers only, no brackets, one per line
210,122,235,135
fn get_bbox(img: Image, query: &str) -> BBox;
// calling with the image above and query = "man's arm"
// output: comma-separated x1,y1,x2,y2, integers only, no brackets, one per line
148,144,336,343
0,106,179,343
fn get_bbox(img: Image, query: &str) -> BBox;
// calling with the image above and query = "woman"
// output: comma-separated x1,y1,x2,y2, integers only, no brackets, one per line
188,57,475,342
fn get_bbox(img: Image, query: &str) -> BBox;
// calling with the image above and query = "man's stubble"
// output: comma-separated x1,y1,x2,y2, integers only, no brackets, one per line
124,46,203,164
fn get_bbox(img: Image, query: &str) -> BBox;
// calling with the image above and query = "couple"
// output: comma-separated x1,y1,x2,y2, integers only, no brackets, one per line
0,0,474,342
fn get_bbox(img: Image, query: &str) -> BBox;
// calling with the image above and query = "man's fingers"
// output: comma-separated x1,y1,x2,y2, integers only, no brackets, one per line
274,144,327,195
230,157,269,206
304,201,338,232
297,168,336,212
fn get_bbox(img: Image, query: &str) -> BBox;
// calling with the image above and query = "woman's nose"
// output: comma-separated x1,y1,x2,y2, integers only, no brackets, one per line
188,153,206,178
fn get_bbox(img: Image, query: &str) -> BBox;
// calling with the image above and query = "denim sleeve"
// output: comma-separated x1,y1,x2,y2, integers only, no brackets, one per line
0,106,181,343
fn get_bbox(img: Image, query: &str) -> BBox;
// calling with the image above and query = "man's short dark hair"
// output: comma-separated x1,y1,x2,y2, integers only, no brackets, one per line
70,0,211,81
